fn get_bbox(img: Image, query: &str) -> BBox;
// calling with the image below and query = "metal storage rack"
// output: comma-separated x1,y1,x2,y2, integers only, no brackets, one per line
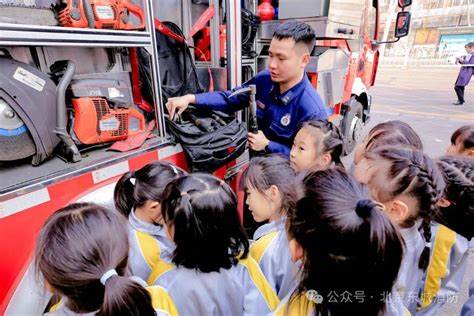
0,1,165,136
0,1,167,193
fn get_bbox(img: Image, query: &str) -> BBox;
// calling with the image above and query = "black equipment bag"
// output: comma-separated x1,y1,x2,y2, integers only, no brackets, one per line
139,21,204,105
167,107,247,172
140,21,247,172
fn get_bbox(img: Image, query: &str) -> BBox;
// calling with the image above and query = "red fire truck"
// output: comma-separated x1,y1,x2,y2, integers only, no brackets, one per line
0,0,411,313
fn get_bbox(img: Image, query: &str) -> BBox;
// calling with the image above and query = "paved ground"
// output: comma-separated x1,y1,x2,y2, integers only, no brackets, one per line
343,67,472,315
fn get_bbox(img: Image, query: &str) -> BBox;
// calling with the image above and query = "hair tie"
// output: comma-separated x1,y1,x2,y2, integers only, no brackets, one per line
170,165,179,175
100,269,118,285
129,171,136,185
425,241,431,248
374,201,386,211
356,199,375,219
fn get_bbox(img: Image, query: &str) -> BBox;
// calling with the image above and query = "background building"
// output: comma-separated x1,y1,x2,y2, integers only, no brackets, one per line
379,0,473,66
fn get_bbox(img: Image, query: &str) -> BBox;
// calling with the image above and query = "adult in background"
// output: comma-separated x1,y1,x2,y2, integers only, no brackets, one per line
453,42,474,106
166,20,327,157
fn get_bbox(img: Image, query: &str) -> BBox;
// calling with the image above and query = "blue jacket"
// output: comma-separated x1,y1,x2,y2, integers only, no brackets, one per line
194,70,327,157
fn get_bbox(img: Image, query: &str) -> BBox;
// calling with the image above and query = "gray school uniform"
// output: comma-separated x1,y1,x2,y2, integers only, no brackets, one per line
45,301,95,316
127,210,175,282
416,222,469,315
251,217,298,299
149,257,280,316
397,221,425,314
271,288,409,316
45,285,177,316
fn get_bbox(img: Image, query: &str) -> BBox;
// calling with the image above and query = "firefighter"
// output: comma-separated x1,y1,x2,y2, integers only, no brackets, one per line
165,20,327,157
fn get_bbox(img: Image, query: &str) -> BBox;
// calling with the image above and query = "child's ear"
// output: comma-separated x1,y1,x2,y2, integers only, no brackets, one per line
288,239,304,262
268,185,281,202
467,148,474,158
149,201,160,211
321,152,332,167
437,198,451,208
388,200,410,223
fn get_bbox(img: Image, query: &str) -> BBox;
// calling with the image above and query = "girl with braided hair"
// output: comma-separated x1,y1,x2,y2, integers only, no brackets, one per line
149,173,280,315
113,161,187,282
436,155,473,241
353,120,423,166
417,155,473,315
354,147,446,314
290,119,344,172
273,168,406,316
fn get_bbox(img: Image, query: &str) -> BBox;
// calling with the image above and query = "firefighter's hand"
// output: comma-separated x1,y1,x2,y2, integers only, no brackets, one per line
165,94,195,120
248,131,269,151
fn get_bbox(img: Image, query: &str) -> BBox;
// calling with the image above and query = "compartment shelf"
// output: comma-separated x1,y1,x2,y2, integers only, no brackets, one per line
0,23,153,47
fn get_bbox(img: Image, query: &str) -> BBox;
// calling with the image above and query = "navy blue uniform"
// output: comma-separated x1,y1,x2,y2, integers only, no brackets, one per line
194,70,327,156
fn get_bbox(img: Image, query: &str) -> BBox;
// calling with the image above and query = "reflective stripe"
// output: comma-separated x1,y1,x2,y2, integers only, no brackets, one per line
0,188,50,219
238,256,280,311
135,230,161,270
419,224,456,309
49,299,62,312
250,231,278,264
274,294,315,316
147,286,179,316
148,260,176,285
92,161,129,184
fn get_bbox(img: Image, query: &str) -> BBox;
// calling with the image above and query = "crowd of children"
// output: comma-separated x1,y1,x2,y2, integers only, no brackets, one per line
35,121,473,316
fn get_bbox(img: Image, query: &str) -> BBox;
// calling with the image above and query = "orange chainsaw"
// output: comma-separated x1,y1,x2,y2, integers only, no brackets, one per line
58,0,145,30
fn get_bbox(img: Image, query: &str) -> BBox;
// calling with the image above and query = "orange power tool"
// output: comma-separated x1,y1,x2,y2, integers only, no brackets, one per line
58,0,145,30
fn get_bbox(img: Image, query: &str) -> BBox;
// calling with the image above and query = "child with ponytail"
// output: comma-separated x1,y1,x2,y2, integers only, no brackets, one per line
37,203,177,316
149,173,279,315
355,146,445,314
113,161,186,281
290,120,344,172
275,168,406,316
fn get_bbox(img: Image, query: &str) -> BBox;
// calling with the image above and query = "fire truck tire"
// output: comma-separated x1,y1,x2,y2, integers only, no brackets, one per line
341,99,363,155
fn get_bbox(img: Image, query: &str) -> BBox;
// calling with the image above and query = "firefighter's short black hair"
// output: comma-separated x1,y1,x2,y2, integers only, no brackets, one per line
273,20,316,53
